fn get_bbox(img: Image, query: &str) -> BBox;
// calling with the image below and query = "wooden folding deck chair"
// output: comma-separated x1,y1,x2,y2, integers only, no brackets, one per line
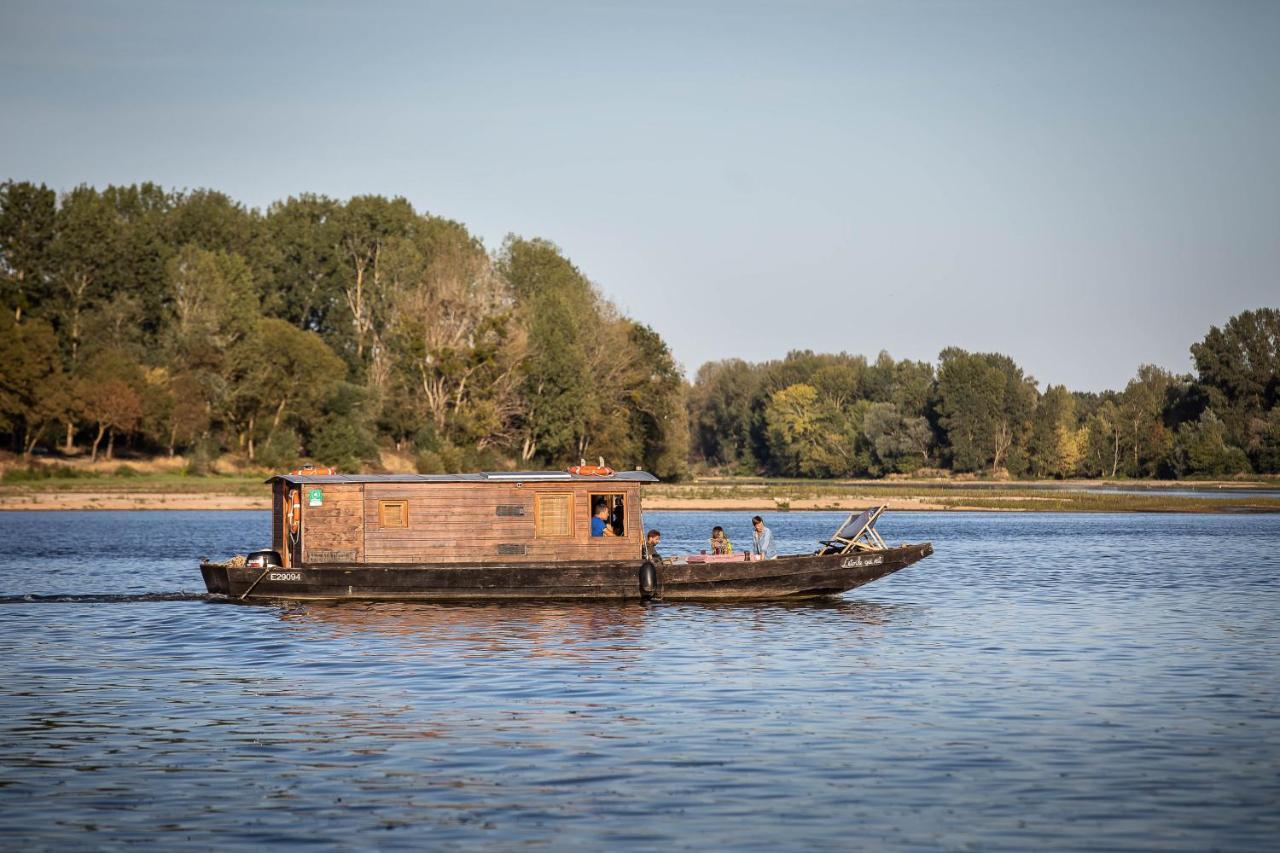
816,505,889,555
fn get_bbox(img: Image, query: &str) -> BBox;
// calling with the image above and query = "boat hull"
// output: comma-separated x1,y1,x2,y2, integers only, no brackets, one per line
201,543,933,603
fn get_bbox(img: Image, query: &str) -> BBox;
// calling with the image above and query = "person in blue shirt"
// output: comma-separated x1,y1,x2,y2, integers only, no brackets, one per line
751,515,777,559
591,500,610,537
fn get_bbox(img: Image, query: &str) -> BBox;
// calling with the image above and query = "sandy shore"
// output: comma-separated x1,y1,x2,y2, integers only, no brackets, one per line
0,491,271,511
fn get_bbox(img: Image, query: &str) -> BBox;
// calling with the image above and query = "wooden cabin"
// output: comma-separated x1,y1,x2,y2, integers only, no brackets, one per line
268,471,658,567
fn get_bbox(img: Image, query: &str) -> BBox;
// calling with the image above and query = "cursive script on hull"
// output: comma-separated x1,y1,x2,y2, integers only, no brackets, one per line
841,554,885,569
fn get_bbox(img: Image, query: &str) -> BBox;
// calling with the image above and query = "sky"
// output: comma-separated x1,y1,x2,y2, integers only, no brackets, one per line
2,0,1277,391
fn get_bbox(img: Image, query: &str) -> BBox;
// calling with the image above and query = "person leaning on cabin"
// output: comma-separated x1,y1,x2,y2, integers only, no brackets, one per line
644,529,663,562
710,526,733,554
751,515,777,560
591,500,614,537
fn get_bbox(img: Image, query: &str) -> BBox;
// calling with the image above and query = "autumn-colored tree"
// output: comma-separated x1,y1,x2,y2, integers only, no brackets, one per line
76,350,145,462
0,314,66,456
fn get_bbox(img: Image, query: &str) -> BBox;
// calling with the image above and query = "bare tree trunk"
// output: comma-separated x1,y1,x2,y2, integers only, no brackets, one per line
64,420,75,453
270,398,289,434
23,429,39,459
992,422,1012,472
247,415,256,461
1133,420,1141,474
1110,427,1120,478
106,429,115,461
90,424,105,463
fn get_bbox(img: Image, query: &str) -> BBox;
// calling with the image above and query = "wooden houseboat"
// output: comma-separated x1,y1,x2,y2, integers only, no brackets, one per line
199,470,933,602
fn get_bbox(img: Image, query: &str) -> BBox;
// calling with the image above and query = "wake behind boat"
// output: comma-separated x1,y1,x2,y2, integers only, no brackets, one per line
199,470,932,602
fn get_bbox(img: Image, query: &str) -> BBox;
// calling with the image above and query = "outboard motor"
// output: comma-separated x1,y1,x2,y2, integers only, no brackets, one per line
246,550,283,569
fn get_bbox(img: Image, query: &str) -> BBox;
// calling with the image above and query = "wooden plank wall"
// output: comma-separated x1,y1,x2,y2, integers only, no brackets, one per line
361,482,643,564
301,484,366,563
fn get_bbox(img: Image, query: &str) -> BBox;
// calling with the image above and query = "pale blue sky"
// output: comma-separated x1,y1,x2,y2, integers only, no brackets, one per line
3,0,1277,391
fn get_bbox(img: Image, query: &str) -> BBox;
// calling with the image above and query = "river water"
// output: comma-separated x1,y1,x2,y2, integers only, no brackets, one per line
1,510,1276,850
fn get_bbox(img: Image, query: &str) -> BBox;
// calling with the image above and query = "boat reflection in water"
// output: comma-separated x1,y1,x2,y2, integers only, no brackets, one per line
271,596,916,661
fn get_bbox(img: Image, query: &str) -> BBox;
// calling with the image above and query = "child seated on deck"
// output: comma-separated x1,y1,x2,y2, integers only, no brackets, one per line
710,526,733,555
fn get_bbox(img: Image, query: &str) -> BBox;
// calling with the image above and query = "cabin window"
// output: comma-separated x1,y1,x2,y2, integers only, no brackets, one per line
378,500,409,529
534,493,573,538
590,493,626,538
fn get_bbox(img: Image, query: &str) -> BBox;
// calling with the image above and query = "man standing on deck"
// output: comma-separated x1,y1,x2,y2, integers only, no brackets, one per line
751,516,777,559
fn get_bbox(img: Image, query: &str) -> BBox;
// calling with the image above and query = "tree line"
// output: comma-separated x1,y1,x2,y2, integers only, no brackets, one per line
1,180,1276,480
0,181,687,476
688,310,1279,479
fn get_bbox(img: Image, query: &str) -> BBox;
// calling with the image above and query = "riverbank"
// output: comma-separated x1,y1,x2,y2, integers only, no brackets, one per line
1,473,1277,513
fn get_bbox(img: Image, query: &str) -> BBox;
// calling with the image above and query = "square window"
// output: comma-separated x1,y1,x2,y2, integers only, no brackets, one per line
379,500,408,529
535,493,573,538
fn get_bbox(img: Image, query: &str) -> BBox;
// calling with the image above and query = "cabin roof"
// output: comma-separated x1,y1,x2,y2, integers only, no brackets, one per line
266,470,661,486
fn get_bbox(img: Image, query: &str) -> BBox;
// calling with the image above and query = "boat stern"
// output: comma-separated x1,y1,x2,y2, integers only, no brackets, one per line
200,562,231,595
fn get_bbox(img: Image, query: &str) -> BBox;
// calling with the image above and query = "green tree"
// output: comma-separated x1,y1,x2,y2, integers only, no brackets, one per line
139,367,210,458
936,348,1037,474
331,195,417,387
1119,365,1177,476
308,383,380,470
1082,397,1124,478
385,220,523,449
1172,410,1251,477
863,402,933,474
619,322,689,480
1029,385,1080,478
260,194,343,334
225,318,347,461
50,186,126,369
0,181,57,321
499,237,595,463
765,383,860,477
165,245,259,365
688,359,761,471
1191,308,1280,472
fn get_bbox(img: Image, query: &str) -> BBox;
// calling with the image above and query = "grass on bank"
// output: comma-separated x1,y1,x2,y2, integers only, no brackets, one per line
1,466,265,496
645,481,1280,513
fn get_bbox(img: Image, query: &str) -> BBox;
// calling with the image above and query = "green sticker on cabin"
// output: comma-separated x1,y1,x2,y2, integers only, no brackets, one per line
307,488,324,507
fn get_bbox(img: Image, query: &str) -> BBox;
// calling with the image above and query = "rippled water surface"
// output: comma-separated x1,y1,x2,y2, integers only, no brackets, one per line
1,510,1277,850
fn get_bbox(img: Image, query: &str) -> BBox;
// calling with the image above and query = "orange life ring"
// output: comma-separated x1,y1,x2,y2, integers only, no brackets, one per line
290,465,337,475
286,488,301,534
568,465,614,476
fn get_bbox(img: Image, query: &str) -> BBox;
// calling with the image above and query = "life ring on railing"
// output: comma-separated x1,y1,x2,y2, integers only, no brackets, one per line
286,488,302,534
290,465,337,476
568,465,614,476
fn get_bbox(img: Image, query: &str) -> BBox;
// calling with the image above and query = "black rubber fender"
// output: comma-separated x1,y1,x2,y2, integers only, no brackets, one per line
639,560,659,600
